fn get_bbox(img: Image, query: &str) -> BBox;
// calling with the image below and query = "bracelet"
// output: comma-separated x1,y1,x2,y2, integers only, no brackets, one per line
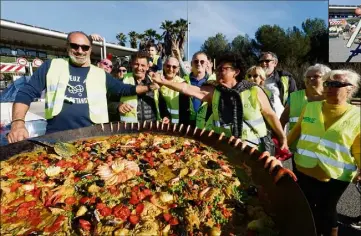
11,118,25,125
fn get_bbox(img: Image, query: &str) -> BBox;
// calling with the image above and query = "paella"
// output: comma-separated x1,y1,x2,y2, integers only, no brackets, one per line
0,133,278,235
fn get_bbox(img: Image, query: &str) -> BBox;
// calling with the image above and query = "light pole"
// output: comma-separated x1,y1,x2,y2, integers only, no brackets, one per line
187,0,190,61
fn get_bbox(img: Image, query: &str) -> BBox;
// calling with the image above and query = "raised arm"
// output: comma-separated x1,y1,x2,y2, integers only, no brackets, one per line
257,87,288,150
151,73,213,103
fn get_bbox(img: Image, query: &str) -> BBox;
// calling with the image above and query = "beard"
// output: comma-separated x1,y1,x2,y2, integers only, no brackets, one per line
69,53,89,65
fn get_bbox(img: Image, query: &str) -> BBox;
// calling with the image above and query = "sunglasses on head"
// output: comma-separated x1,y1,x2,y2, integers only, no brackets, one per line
69,43,90,51
248,74,260,79
323,81,353,88
101,61,113,68
118,69,127,73
259,59,273,63
193,59,206,65
166,65,178,70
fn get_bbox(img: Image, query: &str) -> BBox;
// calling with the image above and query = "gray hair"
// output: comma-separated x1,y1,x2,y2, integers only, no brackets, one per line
259,51,278,63
325,69,361,98
66,31,93,45
303,64,331,80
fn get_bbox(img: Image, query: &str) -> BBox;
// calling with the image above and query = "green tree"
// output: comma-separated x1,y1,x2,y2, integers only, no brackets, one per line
128,31,138,49
115,32,127,46
230,34,257,69
200,33,230,60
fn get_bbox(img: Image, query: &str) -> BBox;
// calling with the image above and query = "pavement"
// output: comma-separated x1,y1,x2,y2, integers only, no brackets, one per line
329,35,361,62
283,159,361,235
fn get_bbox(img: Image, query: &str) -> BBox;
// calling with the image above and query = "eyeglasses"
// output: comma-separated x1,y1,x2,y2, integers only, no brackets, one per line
248,74,260,79
101,61,113,68
259,59,274,63
323,81,353,88
166,65,178,70
305,75,322,80
69,43,90,52
193,59,206,65
118,69,127,73
216,66,234,73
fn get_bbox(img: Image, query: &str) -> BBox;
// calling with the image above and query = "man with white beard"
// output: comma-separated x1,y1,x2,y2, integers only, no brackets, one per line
258,51,297,118
7,31,158,143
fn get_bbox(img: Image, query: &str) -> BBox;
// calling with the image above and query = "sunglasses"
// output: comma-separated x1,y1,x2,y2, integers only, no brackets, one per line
166,65,178,70
118,69,127,73
259,59,274,63
101,61,113,68
193,59,206,65
248,74,260,79
323,81,353,88
69,43,90,51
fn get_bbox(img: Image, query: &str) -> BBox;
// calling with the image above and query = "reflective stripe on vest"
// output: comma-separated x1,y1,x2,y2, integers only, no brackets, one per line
280,75,289,105
120,75,160,123
160,76,184,124
183,73,216,128
45,58,108,123
289,90,307,131
210,86,267,143
295,101,360,182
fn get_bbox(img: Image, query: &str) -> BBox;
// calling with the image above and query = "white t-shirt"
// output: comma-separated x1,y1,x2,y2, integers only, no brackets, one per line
264,78,284,118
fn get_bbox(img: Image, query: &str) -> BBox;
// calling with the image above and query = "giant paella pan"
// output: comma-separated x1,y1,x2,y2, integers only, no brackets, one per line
0,122,316,236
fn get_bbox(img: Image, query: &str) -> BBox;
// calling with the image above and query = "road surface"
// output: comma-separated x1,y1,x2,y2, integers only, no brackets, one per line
329,36,361,62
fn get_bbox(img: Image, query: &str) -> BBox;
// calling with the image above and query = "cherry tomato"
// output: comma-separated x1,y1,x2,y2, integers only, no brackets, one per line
129,215,140,225
135,203,144,215
79,219,91,231
143,189,152,197
96,203,107,210
112,205,130,220
99,207,112,217
163,213,172,222
64,197,77,205
79,197,90,204
25,170,34,177
169,217,179,226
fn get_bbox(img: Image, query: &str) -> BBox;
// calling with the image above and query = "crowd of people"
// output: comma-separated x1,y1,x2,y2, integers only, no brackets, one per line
6,31,361,236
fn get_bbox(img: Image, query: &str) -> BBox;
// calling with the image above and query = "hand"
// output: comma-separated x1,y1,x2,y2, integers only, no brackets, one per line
172,46,180,58
279,137,289,151
90,34,104,42
118,103,134,115
7,122,29,143
162,117,170,124
148,61,153,67
151,72,165,85
149,83,160,91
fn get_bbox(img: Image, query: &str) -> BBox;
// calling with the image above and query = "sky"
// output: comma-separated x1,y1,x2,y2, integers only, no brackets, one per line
329,0,360,5
1,1,329,60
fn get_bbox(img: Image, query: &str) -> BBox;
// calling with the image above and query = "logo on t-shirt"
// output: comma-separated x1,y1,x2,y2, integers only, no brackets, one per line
66,75,88,104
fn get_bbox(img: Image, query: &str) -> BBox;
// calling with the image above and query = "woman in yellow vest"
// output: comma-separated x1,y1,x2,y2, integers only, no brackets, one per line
152,53,288,152
288,69,361,236
280,64,331,132
160,57,185,124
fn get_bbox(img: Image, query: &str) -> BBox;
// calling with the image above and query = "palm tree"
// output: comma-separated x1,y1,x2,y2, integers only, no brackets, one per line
160,19,188,58
160,20,174,57
138,34,147,51
116,32,127,46
155,33,164,58
144,29,157,45
174,18,188,60
128,31,138,49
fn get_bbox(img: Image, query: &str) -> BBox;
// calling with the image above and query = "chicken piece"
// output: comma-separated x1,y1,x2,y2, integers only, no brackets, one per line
134,220,159,236
140,202,162,220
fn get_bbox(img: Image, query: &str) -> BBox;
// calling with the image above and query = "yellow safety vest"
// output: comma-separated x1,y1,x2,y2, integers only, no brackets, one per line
280,75,289,105
183,73,216,129
289,90,308,130
120,75,160,123
152,55,160,66
160,76,184,124
208,86,268,146
45,58,108,123
295,101,360,182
